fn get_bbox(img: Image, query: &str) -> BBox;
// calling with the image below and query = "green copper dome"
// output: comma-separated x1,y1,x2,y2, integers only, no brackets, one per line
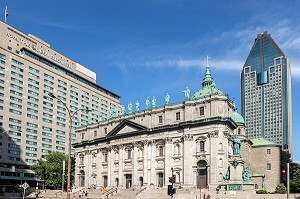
192,63,225,100
233,112,245,124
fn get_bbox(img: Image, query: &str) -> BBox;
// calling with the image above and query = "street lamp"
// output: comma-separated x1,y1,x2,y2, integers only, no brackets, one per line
48,93,91,199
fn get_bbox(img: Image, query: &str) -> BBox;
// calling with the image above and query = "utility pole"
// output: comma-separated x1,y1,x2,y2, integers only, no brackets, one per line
62,160,65,192
171,167,174,199
287,163,290,199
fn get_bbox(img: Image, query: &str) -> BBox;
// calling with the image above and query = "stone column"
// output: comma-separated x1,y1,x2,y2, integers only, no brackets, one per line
208,131,219,185
118,145,124,188
109,146,115,187
98,149,103,187
164,137,172,185
133,143,138,189
182,134,193,186
150,141,156,185
143,140,148,185
107,148,111,187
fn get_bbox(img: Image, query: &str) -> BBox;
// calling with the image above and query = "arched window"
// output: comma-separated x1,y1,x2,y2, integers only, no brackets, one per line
115,152,119,161
219,173,223,182
200,141,205,152
174,144,180,155
218,158,223,167
218,143,223,151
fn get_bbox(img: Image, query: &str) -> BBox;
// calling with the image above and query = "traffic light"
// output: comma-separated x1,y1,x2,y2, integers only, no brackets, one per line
71,157,76,173
167,185,176,196
168,175,176,183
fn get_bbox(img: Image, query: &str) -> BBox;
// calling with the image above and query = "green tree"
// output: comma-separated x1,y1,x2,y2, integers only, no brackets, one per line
33,151,68,187
291,166,300,192
275,183,286,194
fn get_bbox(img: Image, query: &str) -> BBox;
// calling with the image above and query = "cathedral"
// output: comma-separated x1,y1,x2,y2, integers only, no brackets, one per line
73,62,280,192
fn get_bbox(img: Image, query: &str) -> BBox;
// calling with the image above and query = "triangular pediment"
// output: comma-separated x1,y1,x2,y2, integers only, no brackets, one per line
106,119,147,137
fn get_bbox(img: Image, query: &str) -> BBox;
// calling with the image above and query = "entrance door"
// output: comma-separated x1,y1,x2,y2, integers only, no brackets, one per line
139,177,143,187
79,170,85,187
125,174,132,189
196,160,207,188
158,173,164,187
103,176,108,187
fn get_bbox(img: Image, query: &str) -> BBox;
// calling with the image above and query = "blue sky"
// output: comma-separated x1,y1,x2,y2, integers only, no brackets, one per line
2,0,299,162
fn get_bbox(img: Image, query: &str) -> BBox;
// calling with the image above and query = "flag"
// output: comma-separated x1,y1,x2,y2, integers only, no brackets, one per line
4,6,8,23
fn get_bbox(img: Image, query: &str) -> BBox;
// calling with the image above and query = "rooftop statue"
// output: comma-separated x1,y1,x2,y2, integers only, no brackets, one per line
182,87,190,100
128,102,133,114
121,106,126,115
242,165,252,182
231,136,241,156
165,93,170,105
135,101,140,112
145,98,150,110
152,96,156,108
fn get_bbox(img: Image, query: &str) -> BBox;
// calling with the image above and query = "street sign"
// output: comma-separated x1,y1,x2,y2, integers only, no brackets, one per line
21,182,29,189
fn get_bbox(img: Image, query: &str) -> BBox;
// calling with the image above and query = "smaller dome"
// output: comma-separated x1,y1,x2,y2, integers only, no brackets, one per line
233,112,245,125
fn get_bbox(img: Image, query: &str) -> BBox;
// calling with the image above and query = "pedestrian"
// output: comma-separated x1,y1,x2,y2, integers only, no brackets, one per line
79,190,82,198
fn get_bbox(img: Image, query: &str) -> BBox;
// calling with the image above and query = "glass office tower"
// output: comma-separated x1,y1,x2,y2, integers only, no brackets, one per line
241,31,292,155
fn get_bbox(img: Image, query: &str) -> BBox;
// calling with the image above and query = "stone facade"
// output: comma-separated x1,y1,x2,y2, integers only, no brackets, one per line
74,94,237,190
73,64,281,192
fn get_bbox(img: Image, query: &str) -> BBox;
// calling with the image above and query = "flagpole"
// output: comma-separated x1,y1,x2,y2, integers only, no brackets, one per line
4,6,7,23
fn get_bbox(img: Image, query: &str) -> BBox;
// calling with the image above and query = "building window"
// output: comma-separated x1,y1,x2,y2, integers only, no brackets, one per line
200,141,205,152
80,156,84,165
158,146,164,157
199,107,204,116
81,133,85,140
267,149,271,154
159,116,163,124
126,149,132,159
104,128,107,134
176,112,180,121
101,153,107,162
94,130,97,138
267,163,271,170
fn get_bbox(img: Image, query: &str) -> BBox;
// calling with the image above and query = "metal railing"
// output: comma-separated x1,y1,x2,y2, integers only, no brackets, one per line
103,187,118,199
135,187,147,196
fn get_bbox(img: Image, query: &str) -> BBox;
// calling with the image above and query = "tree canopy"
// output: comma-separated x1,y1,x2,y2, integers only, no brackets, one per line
33,151,68,187
291,166,300,192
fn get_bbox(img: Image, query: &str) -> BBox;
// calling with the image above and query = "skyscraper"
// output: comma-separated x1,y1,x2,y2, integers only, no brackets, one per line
241,31,292,155
0,21,122,186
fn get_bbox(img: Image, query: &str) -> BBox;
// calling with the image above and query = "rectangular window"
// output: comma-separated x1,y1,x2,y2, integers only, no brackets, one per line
29,66,40,73
267,163,271,170
11,77,23,85
58,80,67,85
28,72,39,79
44,73,54,80
199,107,205,116
176,112,180,120
44,79,53,85
11,65,24,72
28,78,39,85
159,115,163,124
267,149,271,154
11,59,24,66
11,71,23,79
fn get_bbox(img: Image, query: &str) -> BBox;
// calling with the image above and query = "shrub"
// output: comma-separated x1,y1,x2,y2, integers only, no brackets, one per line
275,183,286,194
256,190,268,194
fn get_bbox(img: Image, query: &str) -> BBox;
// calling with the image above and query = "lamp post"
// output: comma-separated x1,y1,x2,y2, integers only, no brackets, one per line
48,93,91,199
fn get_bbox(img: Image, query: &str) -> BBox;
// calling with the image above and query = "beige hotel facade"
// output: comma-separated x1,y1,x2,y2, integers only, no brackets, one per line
0,21,122,186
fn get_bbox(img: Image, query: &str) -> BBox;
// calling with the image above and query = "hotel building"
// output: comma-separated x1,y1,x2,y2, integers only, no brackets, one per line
0,21,121,185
